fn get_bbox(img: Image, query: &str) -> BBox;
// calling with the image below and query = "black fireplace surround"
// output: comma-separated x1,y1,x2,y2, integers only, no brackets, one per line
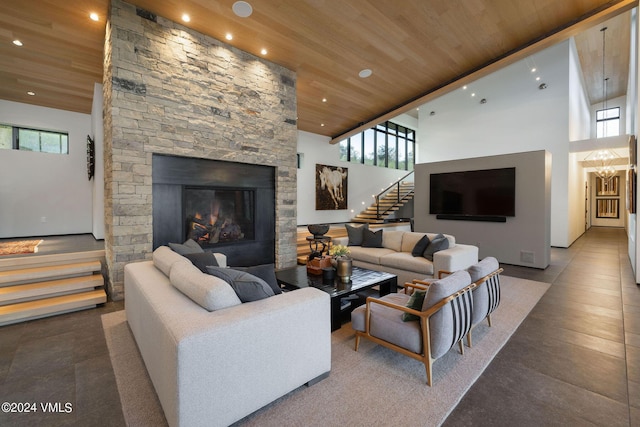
152,154,275,266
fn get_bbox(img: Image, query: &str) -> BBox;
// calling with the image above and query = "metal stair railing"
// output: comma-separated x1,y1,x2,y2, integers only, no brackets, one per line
375,170,414,220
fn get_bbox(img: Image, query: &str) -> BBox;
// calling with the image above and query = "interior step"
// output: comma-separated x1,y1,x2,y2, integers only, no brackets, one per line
0,289,107,326
0,274,104,305
0,260,101,286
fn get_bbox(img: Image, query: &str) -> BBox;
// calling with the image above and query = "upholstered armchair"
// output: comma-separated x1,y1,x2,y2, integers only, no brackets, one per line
413,257,503,347
351,270,475,386
465,257,503,346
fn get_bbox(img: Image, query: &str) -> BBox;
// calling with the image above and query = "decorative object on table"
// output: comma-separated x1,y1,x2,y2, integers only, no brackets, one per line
329,244,351,267
315,164,348,210
322,267,335,283
307,224,329,238
306,252,332,275
336,258,353,284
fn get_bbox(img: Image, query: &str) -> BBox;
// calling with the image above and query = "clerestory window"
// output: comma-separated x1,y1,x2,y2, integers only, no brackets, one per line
596,107,620,138
339,121,415,171
0,124,69,154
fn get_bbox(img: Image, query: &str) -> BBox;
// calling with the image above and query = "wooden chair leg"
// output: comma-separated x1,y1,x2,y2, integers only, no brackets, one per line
354,335,360,351
458,340,464,355
466,330,473,348
425,358,433,387
487,314,492,327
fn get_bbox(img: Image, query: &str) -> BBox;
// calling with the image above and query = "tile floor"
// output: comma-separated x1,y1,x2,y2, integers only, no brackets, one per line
0,227,638,426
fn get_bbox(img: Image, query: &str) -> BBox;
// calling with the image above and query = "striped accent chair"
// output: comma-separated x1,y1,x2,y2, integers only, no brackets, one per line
466,257,503,347
351,270,474,386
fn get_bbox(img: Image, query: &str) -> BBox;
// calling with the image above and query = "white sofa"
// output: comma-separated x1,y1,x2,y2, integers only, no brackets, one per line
334,230,479,286
125,246,331,427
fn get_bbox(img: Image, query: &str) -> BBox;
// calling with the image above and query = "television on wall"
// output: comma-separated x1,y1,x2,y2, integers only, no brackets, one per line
429,167,516,219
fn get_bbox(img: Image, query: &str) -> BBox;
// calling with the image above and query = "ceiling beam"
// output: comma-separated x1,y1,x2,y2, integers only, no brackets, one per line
330,0,638,144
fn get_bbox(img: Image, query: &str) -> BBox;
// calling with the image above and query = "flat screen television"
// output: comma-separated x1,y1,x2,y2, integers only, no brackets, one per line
429,167,516,217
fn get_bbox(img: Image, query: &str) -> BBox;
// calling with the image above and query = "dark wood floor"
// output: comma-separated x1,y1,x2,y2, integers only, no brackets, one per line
445,226,639,426
0,227,638,426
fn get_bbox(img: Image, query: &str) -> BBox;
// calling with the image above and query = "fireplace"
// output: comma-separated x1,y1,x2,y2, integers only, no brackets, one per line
152,154,275,266
184,187,255,245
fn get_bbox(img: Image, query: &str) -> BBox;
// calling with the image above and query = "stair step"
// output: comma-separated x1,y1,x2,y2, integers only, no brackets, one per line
0,289,107,326
0,261,101,286
0,274,104,305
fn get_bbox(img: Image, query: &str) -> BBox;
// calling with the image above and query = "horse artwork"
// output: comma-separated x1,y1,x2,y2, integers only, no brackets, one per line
316,164,348,210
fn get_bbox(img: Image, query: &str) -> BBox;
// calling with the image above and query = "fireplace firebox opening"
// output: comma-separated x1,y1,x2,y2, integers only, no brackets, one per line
184,187,255,246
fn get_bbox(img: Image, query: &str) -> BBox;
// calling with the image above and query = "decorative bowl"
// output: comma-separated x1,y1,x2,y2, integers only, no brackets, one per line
308,224,329,238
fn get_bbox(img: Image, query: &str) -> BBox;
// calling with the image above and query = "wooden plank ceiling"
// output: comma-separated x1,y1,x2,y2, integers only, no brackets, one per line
0,0,635,138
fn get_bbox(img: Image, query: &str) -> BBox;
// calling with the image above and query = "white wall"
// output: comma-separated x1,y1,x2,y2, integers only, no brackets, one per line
0,100,93,238
297,130,408,225
91,83,105,239
567,38,592,243
418,41,574,247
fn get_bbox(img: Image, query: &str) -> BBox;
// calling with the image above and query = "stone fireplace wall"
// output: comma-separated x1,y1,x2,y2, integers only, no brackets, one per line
103,0,298,299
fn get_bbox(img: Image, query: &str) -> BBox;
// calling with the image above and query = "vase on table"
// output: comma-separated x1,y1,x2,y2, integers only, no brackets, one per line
336,258,352,283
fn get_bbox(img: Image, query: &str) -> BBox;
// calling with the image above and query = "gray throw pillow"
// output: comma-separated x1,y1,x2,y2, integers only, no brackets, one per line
183,252,219,273
423,234,449,261
361,228,383,248
346,223,368,246
205,266,275,302
411,235,431,257
168,239,204,255
234,263,282,295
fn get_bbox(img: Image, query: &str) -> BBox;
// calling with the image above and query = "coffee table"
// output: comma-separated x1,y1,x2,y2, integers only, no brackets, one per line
276,265,397,331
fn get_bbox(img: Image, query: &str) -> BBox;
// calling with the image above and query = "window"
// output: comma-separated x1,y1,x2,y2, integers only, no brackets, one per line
339,121,415,170
596,107,620,138
0,124,69,154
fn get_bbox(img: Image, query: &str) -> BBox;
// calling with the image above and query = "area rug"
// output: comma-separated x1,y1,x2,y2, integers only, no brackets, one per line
0,239,43,256
102,275,550,427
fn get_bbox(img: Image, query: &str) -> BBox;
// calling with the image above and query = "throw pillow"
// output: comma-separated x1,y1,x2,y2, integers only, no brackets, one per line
402,289,427,322
234,263,282,295
170,261,241,311
345,223,368,246
205,267,275,302
183,252,219,273
423,234,450,261
411,235,431,257
361,228,383,248
168,239,204,255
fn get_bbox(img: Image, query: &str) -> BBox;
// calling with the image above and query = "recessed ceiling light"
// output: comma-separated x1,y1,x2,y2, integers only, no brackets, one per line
462,85,467,90
225,33,233,41
27,91,35,96
260,48,267,55
12,40,23,46
321,123,325,127
89,12,99,21
359,69,372,78
182,14,191,22
232,1,253,18
536,76,541,81
531,67,537,73
322,98,327,103
471,93,476,97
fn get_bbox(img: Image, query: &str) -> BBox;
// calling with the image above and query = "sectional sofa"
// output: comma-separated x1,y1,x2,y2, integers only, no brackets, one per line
124,246,331,427
333,228,479,285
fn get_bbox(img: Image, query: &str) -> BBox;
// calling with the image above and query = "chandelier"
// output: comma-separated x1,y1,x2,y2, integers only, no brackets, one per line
587,26,618,182
585,149,619,181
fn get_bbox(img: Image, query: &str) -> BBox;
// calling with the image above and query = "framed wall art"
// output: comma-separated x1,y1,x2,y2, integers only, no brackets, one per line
315,164,348,210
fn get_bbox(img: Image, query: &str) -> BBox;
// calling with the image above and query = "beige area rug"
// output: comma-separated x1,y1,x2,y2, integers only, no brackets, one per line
0,239,43,256
102,275,550,427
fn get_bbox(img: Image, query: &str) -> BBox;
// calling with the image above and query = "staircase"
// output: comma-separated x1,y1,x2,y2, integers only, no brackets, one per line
352,172,415,224
0,251,107,326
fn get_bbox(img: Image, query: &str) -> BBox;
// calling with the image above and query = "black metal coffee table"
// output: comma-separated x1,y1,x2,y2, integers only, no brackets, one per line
276,265,397,331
